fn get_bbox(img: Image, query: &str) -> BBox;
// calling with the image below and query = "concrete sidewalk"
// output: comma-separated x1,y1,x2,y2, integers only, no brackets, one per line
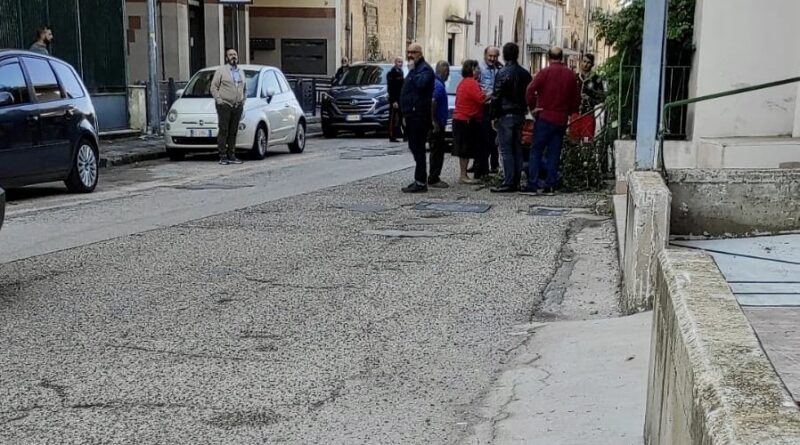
99,116,322,168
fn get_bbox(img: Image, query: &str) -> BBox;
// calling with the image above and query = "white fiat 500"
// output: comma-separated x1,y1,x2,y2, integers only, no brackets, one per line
164,65,306,160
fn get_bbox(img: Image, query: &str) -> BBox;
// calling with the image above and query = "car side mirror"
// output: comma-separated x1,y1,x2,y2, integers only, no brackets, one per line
265,89,276,103
0,92,14,107
175,88,184,97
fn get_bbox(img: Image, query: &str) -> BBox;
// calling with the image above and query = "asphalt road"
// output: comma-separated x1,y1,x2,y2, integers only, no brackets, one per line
0,137,614,444
0,137,412,263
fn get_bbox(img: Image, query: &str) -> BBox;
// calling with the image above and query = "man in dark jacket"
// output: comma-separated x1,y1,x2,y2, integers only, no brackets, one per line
399,43,435,193
490,42,532,193
387,57,405,142
525,47,581,195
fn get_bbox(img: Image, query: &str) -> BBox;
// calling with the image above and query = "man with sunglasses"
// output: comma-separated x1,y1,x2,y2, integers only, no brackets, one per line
399,43,435,193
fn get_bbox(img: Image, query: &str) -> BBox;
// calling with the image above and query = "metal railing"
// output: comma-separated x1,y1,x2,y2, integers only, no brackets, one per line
658,75,800,178
617,65,691,140
286,75,332,116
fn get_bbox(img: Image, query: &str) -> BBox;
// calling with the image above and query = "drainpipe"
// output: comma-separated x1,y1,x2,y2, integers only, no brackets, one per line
412,0,417,41
146,0,160,134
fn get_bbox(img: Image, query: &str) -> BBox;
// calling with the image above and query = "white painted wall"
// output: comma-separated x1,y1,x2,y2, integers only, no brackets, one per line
424,0,468,65
690,0,800,138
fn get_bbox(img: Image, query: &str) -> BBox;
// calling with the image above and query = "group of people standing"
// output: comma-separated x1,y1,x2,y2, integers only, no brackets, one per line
392,41,603,196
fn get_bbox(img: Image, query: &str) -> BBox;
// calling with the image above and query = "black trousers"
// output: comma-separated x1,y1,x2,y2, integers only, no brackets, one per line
476,104,498,176
216,102,243,158
406,116,431,184
389,104,404,140
428,126,446,183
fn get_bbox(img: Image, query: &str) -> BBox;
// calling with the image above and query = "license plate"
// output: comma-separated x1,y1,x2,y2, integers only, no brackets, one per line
346,114,362,122
188,129,214,137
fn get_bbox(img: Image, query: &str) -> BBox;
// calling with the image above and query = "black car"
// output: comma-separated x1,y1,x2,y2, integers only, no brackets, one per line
320,63,407,138
0,50,100,193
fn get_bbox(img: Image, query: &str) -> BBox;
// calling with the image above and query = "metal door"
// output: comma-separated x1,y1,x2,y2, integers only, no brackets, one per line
281,39,327,75
21,56,72,174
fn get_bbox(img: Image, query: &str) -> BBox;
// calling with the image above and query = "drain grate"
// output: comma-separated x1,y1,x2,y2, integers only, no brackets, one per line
415,201,491,213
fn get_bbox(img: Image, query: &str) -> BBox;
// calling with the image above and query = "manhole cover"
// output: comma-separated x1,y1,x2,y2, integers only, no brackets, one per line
531,207,572,217
337,203,394,213
415,201,491,213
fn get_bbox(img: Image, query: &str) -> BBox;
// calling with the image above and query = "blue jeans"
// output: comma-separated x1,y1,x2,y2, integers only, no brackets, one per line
528,119,567,189
496,114,525,188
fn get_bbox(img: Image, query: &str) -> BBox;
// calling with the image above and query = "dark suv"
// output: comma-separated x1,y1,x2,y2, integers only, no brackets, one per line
0,50,100,193
321,63,405,138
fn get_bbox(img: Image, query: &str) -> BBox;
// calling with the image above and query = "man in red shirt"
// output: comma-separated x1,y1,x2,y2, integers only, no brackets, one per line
524,47,581,195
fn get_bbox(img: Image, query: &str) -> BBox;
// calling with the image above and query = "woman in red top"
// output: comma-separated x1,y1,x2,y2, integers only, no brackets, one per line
452,60,484,184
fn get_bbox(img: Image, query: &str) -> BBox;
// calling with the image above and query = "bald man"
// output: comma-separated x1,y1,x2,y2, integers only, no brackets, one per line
399,43,435,193
525,47,581,195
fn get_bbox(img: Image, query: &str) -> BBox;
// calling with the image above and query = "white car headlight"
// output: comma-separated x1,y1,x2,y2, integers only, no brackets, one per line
167,109,178,122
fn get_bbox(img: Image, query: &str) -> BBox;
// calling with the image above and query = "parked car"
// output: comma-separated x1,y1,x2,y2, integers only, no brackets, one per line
320,63,408,138
0,50,100,193
443,68,462,142
164,65,306,160
0,186,5,232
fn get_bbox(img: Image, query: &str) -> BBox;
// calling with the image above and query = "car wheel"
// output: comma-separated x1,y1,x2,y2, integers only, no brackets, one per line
65,139,99,193
251,124,268,160
322,124,337,139
288,122,306,153
166,147,185,161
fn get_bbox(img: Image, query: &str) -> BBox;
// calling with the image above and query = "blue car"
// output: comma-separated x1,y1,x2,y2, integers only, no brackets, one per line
321,63,407,138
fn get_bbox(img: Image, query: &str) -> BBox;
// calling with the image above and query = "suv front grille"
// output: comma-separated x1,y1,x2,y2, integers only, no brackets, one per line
334,98,376,114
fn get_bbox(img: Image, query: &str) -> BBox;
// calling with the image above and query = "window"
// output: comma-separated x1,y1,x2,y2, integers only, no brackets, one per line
50,61,85,99
182,69,260,98
275,71,291,94
0,62,30,107
475,11,482,45
22,57,63,103
262,71,281,96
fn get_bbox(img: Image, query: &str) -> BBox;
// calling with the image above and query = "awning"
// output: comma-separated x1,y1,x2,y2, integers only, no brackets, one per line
445,14,474,25
528,43,550,53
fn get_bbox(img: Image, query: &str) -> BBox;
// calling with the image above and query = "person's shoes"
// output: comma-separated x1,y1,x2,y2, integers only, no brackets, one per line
542,187,556,196
519,186,539,195
390,138,399,143
458,178,480,185
402,182,428,193
490,185,518,193
227,156,243,164
490,167,500,174
429,180,450,189
219,157,230,165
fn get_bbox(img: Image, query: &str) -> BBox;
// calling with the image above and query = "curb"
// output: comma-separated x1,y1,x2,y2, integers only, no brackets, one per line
99,150,168,169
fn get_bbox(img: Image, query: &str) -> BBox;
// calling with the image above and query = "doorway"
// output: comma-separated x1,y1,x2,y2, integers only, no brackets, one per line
188,0,206,75
447,33,455,66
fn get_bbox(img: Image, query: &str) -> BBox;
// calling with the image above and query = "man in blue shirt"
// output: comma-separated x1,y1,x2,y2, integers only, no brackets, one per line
428,61,450,188
475,46,502,177
400,43,435,193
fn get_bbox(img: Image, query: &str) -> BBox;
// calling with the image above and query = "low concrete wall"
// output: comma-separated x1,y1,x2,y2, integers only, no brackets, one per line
614,140,695,194
622,172,671,314
668,168,800,236
645,249,800,445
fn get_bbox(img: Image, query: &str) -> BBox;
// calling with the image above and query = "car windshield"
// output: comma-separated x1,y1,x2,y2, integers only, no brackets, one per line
182,69,260,98
443,70,462,95
335,65,387,86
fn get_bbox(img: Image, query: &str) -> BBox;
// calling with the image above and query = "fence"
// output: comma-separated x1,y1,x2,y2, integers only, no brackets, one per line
617,65,691,140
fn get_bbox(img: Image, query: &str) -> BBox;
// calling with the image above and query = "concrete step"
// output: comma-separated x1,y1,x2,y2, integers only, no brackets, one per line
698,136,800,168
